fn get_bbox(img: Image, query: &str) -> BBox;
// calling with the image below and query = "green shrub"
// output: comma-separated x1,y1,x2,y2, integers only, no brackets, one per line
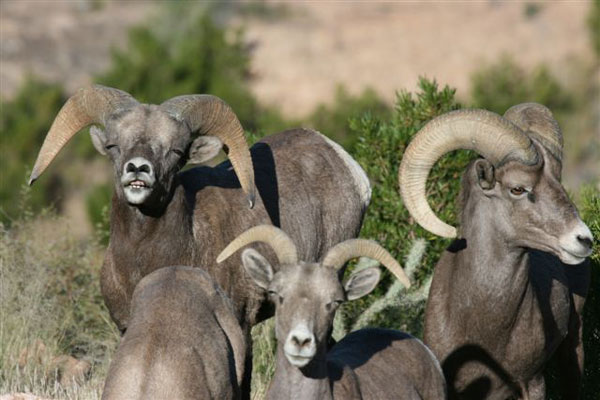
306,85,391,147
331,78,466,336
580,185,600,400
85,184,112,245
0,78,66,225
97,9,287,135
470,56,573,117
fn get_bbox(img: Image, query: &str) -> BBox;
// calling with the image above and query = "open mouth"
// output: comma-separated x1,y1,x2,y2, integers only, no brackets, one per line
125,180,151,190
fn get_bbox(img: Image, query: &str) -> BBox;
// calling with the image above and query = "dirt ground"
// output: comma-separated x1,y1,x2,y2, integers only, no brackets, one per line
1,1,593,114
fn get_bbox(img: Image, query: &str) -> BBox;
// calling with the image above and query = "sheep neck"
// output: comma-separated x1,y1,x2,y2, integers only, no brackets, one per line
109,182,195,284
454,192,532,328
267,345,332,400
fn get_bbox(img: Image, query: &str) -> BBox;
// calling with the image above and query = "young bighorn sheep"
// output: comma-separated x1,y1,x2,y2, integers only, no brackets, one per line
102,266,245,400
218,225,447,400
398,104,594,399
29,85,370,335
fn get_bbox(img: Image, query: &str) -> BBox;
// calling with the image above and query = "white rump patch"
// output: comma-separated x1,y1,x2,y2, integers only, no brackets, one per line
317,132,371,208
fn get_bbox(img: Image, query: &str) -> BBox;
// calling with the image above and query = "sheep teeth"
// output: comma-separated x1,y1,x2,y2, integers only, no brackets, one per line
128,181,147,188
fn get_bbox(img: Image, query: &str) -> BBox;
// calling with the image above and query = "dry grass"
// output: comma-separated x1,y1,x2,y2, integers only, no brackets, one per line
0,199,119,399
0,196,277,399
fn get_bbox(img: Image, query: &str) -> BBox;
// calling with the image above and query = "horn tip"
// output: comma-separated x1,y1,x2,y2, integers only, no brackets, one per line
246,191,256,209
216,252,228,264
28,171,39,186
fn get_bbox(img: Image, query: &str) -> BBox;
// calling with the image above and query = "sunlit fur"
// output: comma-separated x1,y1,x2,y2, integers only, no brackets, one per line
242,251,447,400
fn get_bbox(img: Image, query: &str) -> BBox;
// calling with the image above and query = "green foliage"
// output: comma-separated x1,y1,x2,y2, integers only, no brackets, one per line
250,318,277,398
337,78,465,336
306,86,391,147
0,78,65,225
97,10,287,135
523,3,543,19
86,184,112,245
470,56,573,117
580,185,600,399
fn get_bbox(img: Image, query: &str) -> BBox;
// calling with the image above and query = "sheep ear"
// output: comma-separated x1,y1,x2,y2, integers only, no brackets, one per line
344,267,381,301
188,135,223,164
90,126,108,156
474,159,495,190
241,248,274,290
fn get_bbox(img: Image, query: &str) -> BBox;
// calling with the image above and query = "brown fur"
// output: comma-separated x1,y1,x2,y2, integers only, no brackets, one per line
424,142,591,399
101,128,369,334
102,266,245,400
241,252,446,400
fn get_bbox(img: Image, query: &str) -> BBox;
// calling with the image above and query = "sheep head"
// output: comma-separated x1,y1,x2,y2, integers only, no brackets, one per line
398,103,593,264
217,225,410,368
29,85,256,211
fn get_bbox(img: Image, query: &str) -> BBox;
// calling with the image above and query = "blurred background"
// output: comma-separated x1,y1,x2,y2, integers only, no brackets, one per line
1,0,598,235
1,1,598,399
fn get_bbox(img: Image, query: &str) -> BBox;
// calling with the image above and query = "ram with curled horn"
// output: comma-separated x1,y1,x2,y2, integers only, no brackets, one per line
29,85,373,385
218,225,446,400
398,103,593,399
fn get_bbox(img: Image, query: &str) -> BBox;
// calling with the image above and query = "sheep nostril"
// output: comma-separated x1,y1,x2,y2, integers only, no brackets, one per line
291,335,313,348
577,235,593,250
126,163,137,173
139,164,151,174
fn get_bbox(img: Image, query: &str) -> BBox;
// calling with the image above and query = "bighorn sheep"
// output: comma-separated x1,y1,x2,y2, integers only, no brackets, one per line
102,266,245,400
218,225,447,400
29,85,371,336
398,104,594,399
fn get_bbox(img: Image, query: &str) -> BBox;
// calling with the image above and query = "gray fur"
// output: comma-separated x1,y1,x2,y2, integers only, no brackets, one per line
102,266,245,400
242,248,447,400
424,142,593,399
86,104,369,334
88,105,369,397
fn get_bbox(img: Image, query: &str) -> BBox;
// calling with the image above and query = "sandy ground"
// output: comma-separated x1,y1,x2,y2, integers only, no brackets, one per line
239,1,593,116
1,1,593,114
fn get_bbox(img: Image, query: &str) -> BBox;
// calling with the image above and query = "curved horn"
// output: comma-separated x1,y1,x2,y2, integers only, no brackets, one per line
504,103,562,163
29,85,138,185
398,109,538,238
217,225,298,266
161,95,256,208
322,239,411,289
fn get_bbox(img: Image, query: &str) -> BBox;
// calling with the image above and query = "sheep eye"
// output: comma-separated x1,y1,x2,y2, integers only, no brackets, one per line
510,187,527,196
171,149,184,157
105,144,118,151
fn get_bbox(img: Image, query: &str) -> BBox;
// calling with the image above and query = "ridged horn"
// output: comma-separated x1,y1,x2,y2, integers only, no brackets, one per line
398,109,538,238
217,225,298,265
29,85,138,185
504,103,562,163
322,239,411,289
161,95,256,208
